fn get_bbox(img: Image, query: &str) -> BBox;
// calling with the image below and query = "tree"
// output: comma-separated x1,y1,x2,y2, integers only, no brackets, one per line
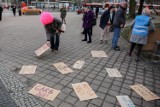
137,0,144,15
129,0,136,18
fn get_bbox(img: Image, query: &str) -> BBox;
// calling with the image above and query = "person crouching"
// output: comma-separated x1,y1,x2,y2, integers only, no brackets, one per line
40,12,62,52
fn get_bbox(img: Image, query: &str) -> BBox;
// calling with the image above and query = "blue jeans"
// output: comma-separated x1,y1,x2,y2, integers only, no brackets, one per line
112,27,121,48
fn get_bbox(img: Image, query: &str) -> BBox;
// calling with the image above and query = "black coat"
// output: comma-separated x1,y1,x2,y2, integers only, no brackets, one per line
99,9,110,29
113,6,126,28
0,6,3,13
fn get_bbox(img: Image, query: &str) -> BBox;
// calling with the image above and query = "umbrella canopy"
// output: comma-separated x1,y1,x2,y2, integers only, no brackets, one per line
40,12,54,25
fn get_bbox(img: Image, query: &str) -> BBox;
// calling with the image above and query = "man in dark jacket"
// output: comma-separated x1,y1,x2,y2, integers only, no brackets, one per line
44,17,62,52
0,5,3,21
82,6,94,43
99,5,115,44
112,1,127,51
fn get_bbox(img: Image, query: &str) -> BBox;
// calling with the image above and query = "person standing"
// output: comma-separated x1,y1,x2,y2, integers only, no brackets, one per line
112,1,127,51
128,8,155,62
0,5,3,21
18,4,21,16
12,5,16,16
95,6,99,18
60,5,67,24
40,12,62,52
82,6,94,43
99,5,115,44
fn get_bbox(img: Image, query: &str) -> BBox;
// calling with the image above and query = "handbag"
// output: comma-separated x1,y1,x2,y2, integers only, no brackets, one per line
60,24,66,32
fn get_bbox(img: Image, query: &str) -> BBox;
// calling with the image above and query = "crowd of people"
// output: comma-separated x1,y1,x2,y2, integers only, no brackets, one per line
1,1,155,62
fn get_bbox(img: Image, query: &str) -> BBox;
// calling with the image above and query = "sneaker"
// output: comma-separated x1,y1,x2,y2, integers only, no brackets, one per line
113,47,120,51
50,49,54,52
87,41,92,43
128,52,132,56
135,57,140,62
82,39,87,41
100,40,103,44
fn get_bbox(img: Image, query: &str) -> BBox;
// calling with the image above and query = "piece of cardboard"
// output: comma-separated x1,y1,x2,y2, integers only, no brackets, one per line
91,51,108,58
72,82,98,101
130,84,160,101
53,62,74,74
106,68,122,77
19,65,37,74
73,60,85,69
35,43,50,57
28,84,60,101
116,95,135,107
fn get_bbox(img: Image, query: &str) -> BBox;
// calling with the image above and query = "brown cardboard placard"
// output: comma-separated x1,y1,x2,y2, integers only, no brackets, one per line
73,60,85,69
130,84,160,101
35,43,50,57
53,62,74,74
72,82,98,101
28,84,60,101
91,51,108,58
116,95,135,107
106,68,122,77
19,65,37,74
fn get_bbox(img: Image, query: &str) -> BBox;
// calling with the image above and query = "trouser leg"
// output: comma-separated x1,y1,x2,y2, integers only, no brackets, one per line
129,42,136,54
55,33,60,50
50,33,55,50
112,28,120,48
84,28,87,40
137,44,143,57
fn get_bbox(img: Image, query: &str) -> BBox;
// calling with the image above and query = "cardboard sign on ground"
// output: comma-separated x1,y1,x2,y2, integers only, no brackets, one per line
53,62,74,74
116,96,135,107
19,65,37,74
130,84,160,101
35,43,50,57
72,82,98,101
91,51,108,58
28,84,60,101
73,60,85,69
106,68,122,77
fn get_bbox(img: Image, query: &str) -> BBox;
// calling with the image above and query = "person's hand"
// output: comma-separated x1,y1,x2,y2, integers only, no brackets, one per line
56,30,59,33
46,41,50,46
120,24,124,28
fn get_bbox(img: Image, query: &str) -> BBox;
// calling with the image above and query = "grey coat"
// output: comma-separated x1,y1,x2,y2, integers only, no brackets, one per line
44,17,62,41
130,16,155,45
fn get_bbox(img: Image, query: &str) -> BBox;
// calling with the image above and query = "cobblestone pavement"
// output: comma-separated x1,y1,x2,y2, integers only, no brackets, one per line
0,13,160,107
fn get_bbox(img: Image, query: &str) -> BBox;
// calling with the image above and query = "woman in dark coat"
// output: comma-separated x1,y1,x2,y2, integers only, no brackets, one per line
60,6,67,24
0,5,3,21
82,6,94,43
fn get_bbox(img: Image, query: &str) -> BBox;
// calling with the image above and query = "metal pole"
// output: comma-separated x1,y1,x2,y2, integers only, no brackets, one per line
48,0,49,10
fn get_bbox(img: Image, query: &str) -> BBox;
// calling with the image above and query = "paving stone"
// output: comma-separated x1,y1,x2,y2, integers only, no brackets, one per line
102,101,114,107
65,96,78,105
59,102,72,107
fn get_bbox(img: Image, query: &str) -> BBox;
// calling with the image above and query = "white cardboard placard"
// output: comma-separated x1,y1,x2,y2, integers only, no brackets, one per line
91,51,108,58
35,43,50,57
28,84,60,101
73,60,85,69
53,62,74,74
130,84,160,101
106,68,122,77
72,82,98,101
116,95,135,107
19,65,37,74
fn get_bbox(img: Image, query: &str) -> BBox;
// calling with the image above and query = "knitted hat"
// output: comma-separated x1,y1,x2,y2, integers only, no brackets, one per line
40,12,54,25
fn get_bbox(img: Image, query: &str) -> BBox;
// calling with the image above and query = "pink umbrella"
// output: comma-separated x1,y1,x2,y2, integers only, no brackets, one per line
40,12,54,25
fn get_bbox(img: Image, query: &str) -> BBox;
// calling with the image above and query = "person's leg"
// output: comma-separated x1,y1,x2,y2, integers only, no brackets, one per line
55,33,60,51
104,26,109,44
128,42,136,56
0,13,2,21
112,27,121,49
64,18,66,24
50,33,55,51
82,28,87,41
87,28,92,43
100,26,107,44
137,44,143,57
90,25,93,35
